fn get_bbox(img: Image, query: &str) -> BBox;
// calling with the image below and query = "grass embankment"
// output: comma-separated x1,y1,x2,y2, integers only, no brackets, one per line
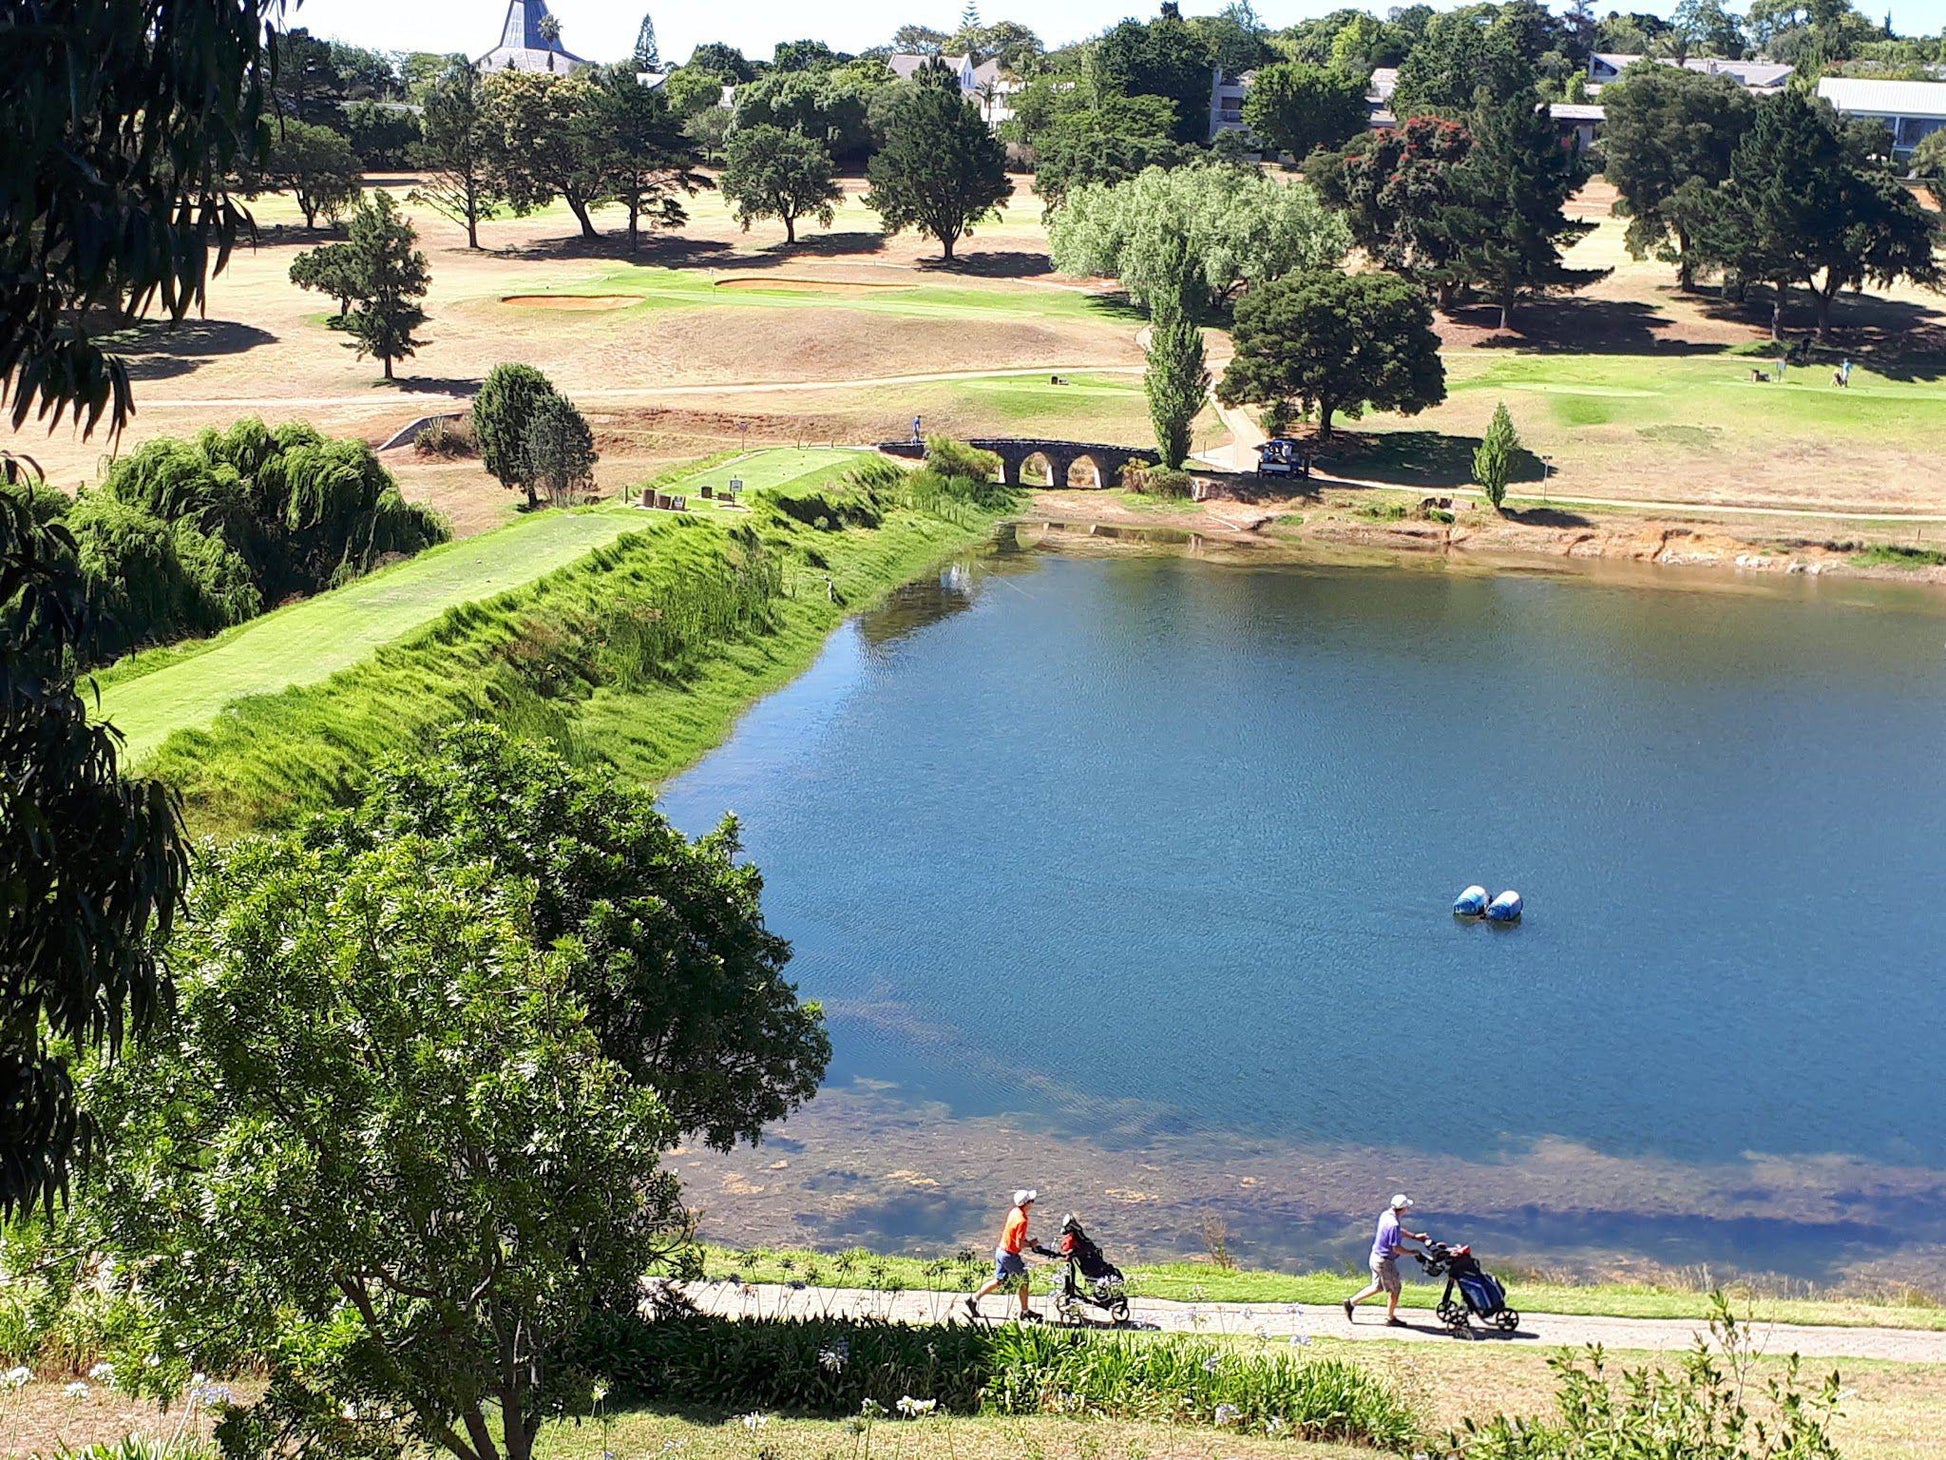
698,1245,1946,1333
114,449,1006,835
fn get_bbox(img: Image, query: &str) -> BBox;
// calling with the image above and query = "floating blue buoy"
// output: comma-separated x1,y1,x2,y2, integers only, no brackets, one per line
1453,885,1489,917
1486,890,1524,923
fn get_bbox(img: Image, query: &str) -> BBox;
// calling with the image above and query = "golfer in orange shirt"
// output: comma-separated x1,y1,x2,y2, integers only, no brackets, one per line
965,1188,1052,1321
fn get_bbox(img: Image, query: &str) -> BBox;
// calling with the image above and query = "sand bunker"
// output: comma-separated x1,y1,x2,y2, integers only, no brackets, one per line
502,294,638,311
714,276,907,294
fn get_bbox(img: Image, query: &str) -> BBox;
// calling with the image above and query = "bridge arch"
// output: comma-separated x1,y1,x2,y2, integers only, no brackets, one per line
1019,450,1054,486
1062,452,1102,488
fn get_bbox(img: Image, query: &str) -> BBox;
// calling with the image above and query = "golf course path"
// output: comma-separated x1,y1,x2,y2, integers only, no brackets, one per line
684,1282,1946,1365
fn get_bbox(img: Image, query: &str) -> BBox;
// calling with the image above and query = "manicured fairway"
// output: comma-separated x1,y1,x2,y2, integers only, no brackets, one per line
96,448,865,762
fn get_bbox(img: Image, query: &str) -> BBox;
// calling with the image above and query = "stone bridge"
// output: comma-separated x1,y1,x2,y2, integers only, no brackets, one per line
877,438,1160,489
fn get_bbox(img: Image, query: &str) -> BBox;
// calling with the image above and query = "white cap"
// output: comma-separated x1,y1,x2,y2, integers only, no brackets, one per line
1391,1194,1414,1211
1014,1188,1038,1206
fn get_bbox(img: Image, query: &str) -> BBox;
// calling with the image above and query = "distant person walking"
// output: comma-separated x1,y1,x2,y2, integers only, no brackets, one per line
913,414,924,443
966,1188,1052,1321
1841,358,1854,387
1343,1195,1428,1327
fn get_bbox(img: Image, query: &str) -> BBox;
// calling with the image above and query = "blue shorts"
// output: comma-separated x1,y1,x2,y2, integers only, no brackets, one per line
992,1250,1027,1284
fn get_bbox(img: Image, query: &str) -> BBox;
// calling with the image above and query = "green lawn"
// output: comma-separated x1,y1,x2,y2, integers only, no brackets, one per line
96,449,866,764
698,1244,1946,1332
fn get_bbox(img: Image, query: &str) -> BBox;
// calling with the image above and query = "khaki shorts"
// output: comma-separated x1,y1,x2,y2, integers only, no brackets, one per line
1369,1255,1402,1295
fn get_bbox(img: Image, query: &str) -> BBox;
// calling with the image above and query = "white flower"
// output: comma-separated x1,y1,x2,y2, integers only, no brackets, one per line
1202,1356,1220,1374
64,1381,90,1399
859,1398,885,1418
1290,1333,1312,1347
1214,1403,1242,1426
1267,1417,1288,1436
191,1382,234,1411
143,1356,162,1371
591,1381,610,1405
87,1362,116,1385
1,1367,32,1392
817,1341,850,1373
895,1396,937,1418
738,1412,770,1432
190,1372,206,1386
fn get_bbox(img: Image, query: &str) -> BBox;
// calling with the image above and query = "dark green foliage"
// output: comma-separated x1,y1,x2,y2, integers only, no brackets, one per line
1601,64,1755,288
722,125,843,244
1474,401,1520,509
1219,270,1446,441
411,58,503,249
865,88,1010,261
287,242,361,321
663,65,728,118
1,0,283,439
1031,97,1188,213
732,70,876,165
1700,89,1941,339
1145,299,1208,470
923,436,1004,483
1241,61,1371,160
1143,467,1195,498
1311,116,1473,306
341,100,422,168
0,474,188,1215
1091,16,1217,145
1444,89,1602,328
473,363,567,510
341,193,430,381
483,70,611,239
633,13,661,71
774,38,846,73
594,63,708,253
73,418,446,654
521,393,598,508
1391,8,1538,116
687,42,759,83
253,118,365,230
579,1314,1416,1446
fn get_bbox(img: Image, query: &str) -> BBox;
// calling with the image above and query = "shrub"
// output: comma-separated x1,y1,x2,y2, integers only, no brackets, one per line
1142,468,1194,499
923,436,1003,484
1474,401,1519,511
414,415,476,458
522,393,598,507
472,363,562,509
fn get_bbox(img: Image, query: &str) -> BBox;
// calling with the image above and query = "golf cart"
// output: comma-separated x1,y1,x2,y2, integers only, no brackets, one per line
1257,437,1310,481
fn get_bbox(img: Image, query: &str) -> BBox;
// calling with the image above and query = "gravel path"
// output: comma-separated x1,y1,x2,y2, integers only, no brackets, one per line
685,1282,1946,1365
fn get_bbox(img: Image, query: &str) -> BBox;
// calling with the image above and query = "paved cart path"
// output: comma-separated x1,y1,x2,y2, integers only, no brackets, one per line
684,1281,1946,1365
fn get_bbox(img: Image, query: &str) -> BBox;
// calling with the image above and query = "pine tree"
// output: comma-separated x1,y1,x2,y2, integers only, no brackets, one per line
343,193,430,382
1145,297,1208,471
864,87,1010,262
633,13,661,71
1474,401,1520,511
411,60,502,250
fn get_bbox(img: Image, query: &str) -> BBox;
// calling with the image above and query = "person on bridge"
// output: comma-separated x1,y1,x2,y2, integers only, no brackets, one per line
966,1188,1055,1322
913,414,924,443
1343,1194,1428,1327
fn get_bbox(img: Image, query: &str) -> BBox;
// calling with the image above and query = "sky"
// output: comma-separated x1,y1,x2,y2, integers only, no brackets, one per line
287,0,1816,68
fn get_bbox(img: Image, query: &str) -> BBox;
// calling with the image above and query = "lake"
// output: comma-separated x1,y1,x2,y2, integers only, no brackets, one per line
660,533,1946,1284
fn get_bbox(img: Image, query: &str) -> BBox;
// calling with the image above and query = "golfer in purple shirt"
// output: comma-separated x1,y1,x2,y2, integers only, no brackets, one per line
1343,1195,1428,1326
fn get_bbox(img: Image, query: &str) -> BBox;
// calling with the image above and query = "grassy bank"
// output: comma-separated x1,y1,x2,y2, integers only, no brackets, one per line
698,1244,1946,1333
126,449,1008,835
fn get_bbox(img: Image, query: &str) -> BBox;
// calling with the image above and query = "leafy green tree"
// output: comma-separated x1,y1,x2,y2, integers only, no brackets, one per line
774,38,845,72
2,0,286,1208
865,86,1010,262
1601,63,1754,288
1217,269,1445,441
1310,116,1473,306
484,70,611,239
1191,2,1277,73
634,12,662,70
686,106,734,165
256,119,365,230
1145,292,1209,470
722,125,843,244
893,24,951,55
1049,162,1349,316
1473,400,1519,509
473,364,562,510
663,64,729,118
342,100,422,168
1701,88,1940,339
342,193,429,382
687,42,758,82
1391,8,1536,116
288,242,361,322
593,65,707,254
1671,0,1749,56
732,70,876,164
1031,97,1187,213
83,829,684,1460
522,393,599,507
1912,128,1946,210
1444,90,1601,328
412,58,504,250
1091,15,1216,144
1240,61,1371,160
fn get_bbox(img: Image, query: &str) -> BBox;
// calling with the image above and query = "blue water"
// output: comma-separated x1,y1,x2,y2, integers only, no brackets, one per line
660,542,1946,1262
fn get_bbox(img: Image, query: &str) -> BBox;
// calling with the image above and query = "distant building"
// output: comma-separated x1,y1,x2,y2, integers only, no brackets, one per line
1209,67,1253,140
1550,102,1605,150
1817,76,1946,158
1586,53,1793,92
477,0,591,76
887,53,1017,125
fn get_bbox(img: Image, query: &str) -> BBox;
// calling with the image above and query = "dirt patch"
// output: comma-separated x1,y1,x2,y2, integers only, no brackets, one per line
714,276,910,294
500,294,638,311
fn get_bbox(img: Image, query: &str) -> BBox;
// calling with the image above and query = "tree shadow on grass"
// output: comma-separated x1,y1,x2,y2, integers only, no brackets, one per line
756,231,891,262
110,318,279,382
915,249,1056,279
1315,429,1548,493
389,375,485,398
1455,296,1731,356
1507,505,1594,528
1693,287,1946,381
491,232,739,267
